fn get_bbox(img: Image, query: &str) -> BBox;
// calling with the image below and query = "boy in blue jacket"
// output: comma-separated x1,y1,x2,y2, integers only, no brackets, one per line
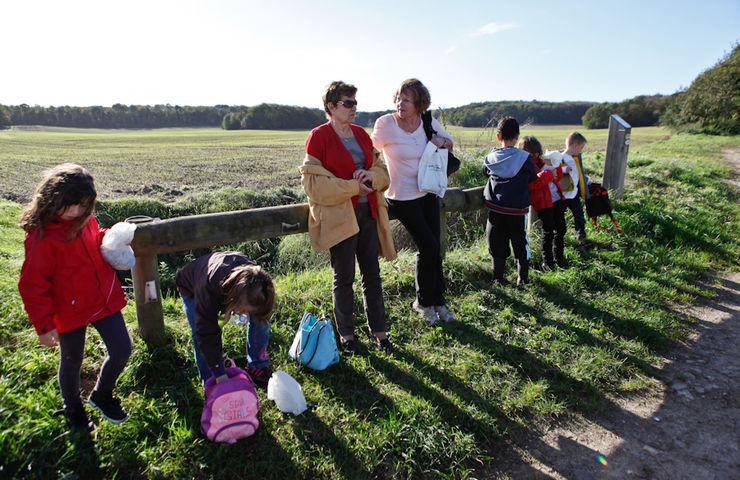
483,117,537,285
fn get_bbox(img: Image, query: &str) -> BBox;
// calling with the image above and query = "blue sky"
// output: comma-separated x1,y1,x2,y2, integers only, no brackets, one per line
2,0,738,111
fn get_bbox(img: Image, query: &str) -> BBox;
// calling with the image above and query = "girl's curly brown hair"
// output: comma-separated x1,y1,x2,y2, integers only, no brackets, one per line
19,163,97,240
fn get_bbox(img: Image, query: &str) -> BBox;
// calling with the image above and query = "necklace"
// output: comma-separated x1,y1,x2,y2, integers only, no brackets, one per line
395,114,420,134
331,121,353,139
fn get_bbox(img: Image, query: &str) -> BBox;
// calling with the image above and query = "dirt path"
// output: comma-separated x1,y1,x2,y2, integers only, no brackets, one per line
487,149,740,480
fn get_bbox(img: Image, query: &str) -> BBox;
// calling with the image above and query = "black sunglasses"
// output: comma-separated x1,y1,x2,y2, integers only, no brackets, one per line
337,99,357,108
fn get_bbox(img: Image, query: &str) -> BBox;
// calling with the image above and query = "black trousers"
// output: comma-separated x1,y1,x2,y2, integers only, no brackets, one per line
329,202,386,338
57,311,131,408
538,200,566,262
486,211,529,262
387,193,446,307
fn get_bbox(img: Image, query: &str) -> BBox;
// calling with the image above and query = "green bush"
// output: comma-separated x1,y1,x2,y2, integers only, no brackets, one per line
662,44,740,135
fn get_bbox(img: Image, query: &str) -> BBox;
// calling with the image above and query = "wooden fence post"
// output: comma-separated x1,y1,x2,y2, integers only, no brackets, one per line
130,253,165,346
603,114,631,199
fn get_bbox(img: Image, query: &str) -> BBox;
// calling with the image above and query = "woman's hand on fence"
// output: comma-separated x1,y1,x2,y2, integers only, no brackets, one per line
38,329,59,347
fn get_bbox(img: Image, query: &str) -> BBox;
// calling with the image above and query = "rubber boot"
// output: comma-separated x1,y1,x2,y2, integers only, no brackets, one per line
492,257,506,284
517,259,529,286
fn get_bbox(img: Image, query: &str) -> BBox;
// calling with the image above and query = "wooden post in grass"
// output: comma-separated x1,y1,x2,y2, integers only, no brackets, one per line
604,114,631,199
129,188,485,345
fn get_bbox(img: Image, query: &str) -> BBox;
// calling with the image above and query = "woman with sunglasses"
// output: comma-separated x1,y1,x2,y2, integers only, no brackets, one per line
371,78,455,325
299,81,396,356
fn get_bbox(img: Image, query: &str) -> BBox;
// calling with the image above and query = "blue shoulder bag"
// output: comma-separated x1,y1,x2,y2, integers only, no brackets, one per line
288,312,339,370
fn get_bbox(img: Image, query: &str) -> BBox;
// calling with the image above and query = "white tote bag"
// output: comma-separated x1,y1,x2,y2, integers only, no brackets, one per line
417,141,448,198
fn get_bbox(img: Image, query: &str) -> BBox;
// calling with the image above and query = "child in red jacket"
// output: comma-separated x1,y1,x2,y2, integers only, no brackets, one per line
518,137,570,270
18,164,131,432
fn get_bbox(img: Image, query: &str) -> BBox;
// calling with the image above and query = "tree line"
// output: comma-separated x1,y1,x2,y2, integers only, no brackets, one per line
0,104,234,129
581,95,670,129
438,100,596,127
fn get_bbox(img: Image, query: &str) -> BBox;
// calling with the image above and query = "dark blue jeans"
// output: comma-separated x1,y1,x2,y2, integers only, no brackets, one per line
387,193,446,307
564,196,586,238
182,295,270,384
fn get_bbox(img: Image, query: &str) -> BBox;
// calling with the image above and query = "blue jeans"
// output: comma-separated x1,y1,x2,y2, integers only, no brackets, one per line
564,197,586,238
181,295,270,383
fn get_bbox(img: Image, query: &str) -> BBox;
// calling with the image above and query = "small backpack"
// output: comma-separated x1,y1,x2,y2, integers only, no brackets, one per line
201,360,259,443
288,312,340,370
585,183,621,233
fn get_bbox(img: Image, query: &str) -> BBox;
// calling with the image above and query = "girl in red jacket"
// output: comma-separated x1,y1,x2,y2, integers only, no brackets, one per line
518,137,570,271
18,164,131,432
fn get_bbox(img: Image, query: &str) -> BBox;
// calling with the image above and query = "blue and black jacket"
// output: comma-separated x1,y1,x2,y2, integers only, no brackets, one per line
482,146,538,215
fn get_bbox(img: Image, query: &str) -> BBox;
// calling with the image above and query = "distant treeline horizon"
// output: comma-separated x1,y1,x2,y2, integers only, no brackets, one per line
0,96,671,131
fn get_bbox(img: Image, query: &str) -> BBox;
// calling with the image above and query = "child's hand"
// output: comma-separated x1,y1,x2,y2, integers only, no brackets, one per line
39,329,59,347
562,165,571,174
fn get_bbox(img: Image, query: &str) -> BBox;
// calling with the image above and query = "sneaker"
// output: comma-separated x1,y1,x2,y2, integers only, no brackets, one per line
339,338,357,356
246,366,272,384
434,305,455,323
88,390,127,424
376,338,395,355
413,300,438,325
54,404,94,432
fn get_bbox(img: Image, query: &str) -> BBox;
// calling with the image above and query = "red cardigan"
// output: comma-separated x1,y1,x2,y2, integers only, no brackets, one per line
529,158,565,211
304,122,378,218
18,216,127,335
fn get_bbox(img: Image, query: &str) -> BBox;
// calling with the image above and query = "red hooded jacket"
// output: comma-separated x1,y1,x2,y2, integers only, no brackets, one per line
18,216,127,335
529,158,566,211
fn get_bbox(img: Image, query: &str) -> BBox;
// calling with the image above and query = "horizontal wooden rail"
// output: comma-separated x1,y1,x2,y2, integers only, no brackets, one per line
130,186,485,345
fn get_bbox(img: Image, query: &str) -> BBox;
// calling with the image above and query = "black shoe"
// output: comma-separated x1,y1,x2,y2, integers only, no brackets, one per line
247,366,272,385
556,256,568,269
88,390,127,423
540,262,554,272
376,338,395,355
339,338,356,356
54,404,94,432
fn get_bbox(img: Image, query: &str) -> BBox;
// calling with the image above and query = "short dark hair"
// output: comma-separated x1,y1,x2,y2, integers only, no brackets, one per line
497,116,519,141
393,78,431,113
323,81,357,117
566,132,587,146
517,135,542,157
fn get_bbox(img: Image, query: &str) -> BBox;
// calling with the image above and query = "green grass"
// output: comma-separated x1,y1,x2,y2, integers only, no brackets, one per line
0,130,738,479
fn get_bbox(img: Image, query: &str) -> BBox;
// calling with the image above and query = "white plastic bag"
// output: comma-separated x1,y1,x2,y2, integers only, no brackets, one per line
544,150,563,167
100,222,137,270
266,370,307,415
417,141,448,198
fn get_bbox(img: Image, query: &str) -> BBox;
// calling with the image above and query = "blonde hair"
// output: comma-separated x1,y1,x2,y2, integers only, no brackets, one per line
221,264,275,323
566,132,587,147
19,163,97,239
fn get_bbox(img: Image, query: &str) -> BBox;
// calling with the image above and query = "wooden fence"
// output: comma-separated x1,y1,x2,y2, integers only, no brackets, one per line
130,186,486,345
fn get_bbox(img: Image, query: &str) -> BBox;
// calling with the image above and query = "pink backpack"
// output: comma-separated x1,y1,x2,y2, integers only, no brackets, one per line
201,360,259,443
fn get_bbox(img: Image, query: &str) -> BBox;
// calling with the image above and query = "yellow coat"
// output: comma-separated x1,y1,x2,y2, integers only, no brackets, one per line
299,152,396,261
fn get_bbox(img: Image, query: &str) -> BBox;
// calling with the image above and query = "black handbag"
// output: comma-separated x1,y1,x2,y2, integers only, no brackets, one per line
585,183,621,233
420,111,460,175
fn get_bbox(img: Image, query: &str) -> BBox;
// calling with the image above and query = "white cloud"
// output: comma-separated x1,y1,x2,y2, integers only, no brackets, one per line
470,22,519,37
445,45,457,54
